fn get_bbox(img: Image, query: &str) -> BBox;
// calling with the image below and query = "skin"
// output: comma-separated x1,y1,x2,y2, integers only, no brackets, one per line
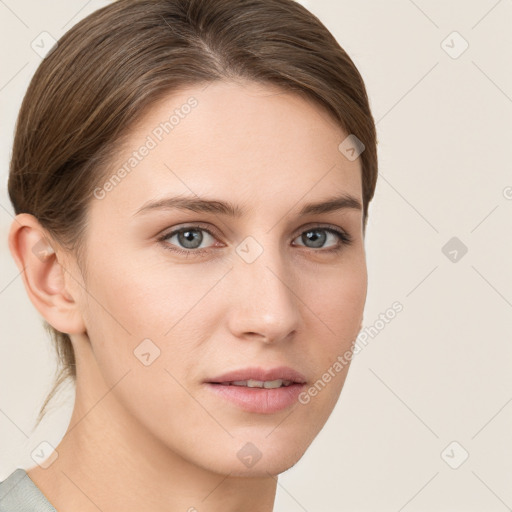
9,80,367,511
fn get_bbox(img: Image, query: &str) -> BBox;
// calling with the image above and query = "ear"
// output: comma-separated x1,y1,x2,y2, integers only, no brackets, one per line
8,213,86,335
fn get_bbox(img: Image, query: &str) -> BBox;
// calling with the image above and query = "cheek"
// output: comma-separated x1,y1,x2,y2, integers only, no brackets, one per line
307,258,367,344
78,256,212,438
83,246,226,337
300,261,367,410
79,249,229,392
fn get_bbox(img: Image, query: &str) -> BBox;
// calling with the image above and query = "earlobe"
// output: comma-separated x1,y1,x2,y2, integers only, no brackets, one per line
8,213,86,335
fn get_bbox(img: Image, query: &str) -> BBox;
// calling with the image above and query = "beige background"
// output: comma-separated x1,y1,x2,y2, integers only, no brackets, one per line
1,0,511,510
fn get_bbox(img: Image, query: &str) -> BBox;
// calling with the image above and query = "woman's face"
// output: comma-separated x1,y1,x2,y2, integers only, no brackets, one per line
74,80,367,476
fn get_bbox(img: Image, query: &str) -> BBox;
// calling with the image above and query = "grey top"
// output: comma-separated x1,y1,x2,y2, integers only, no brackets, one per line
0,469,56,511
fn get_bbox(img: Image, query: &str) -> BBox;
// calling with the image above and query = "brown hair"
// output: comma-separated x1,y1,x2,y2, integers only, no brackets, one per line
8,0,378,428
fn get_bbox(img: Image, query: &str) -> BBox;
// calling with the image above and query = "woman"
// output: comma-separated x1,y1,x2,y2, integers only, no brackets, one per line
1,0,378,510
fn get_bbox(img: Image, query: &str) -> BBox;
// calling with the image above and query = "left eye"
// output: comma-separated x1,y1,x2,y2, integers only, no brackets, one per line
293,227,350,249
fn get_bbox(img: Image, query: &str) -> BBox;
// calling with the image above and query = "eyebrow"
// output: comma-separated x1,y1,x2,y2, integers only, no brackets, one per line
133,193,362,217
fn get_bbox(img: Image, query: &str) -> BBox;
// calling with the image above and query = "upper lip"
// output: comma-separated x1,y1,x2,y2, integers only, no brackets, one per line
206,366,307,384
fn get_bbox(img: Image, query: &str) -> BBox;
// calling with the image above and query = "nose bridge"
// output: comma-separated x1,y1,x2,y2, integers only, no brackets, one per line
227,233,301,342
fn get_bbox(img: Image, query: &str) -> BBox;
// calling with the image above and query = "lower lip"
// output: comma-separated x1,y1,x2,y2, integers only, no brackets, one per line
204,382,306,414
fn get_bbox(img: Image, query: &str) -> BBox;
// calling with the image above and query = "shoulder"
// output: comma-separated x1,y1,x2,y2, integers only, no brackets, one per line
0,469,56,512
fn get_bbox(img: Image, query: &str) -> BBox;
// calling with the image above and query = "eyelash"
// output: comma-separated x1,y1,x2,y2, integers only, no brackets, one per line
157,223,353,258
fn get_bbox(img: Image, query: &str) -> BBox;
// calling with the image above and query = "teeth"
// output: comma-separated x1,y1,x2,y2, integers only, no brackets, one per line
228,379,292,388
263,379,292,388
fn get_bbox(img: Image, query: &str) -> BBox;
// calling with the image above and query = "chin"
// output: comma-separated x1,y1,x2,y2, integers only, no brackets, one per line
197,431,313,478
212,452,305,478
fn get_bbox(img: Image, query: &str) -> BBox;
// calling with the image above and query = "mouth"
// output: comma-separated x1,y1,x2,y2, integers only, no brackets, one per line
205,366,307,386
211,379,295,389
204,366,307,414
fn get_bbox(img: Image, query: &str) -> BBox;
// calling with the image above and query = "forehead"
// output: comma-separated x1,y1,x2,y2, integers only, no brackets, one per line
93,80,363,219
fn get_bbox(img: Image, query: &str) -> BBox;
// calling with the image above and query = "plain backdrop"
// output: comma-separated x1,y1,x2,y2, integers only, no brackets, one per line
1,1,511,510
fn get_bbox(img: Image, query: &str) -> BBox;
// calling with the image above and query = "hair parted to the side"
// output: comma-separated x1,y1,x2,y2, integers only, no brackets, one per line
8,0,378,429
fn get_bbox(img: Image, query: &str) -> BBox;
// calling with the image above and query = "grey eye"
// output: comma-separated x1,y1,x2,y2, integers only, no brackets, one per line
165,228,215,250
294,228,339,249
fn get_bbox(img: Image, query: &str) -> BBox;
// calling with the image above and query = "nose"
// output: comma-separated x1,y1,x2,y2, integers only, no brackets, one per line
226,243,301,344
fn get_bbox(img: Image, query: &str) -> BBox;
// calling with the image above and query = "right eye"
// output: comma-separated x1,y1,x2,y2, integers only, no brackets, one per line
157,224,221,257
